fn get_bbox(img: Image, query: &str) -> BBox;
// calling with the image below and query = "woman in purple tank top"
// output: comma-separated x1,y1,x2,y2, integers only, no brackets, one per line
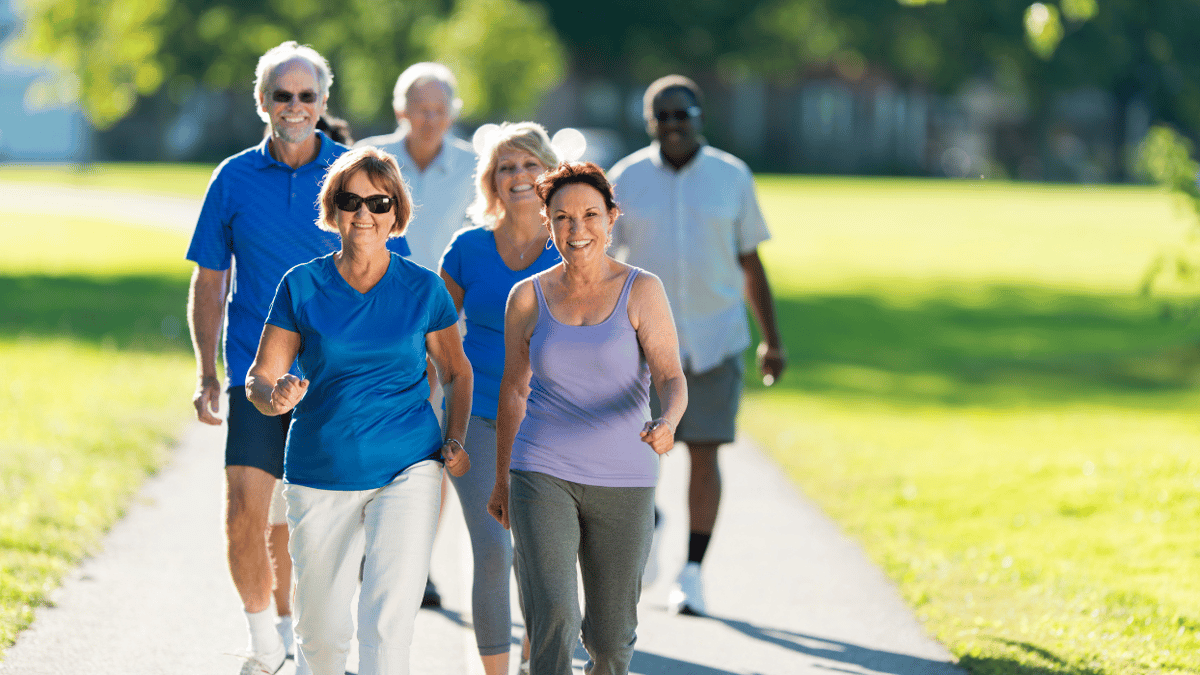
488,162,687,675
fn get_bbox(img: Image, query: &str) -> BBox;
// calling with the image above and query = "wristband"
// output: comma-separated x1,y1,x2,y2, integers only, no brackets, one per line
443,437,466,454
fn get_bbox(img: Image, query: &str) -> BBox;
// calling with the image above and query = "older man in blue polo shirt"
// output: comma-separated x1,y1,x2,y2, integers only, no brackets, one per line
186,41,408,675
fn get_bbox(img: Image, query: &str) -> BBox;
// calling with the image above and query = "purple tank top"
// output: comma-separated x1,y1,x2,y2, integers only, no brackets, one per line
511,268,657,487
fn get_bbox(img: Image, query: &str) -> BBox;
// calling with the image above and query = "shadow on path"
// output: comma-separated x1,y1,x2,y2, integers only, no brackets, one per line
713,615,961,674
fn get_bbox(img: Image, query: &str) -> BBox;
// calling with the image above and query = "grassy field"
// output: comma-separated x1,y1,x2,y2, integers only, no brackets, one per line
0,162,213,197
746,176,1200,674
0,199,197,657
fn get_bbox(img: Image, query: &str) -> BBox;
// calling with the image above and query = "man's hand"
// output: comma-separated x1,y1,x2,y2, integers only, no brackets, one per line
193,375,223,425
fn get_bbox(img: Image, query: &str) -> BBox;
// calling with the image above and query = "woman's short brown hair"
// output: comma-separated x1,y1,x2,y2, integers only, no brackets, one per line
317,146,413,238
535,161,620,220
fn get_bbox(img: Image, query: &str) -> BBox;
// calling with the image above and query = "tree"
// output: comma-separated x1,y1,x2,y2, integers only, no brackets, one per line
7,0,566,129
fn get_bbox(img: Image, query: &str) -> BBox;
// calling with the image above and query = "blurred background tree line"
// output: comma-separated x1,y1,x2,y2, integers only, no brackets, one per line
3,0,1200,180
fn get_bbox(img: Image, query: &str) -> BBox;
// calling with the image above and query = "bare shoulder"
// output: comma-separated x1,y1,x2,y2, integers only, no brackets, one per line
629,267,666,303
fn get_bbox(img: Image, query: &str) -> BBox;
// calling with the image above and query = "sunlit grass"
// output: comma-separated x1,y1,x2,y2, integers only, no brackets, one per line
0,199,195,659
0,162,213,197
746,176,1200,674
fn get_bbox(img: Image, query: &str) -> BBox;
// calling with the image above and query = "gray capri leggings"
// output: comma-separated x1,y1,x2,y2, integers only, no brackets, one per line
447,416,515,656
509,469,654,675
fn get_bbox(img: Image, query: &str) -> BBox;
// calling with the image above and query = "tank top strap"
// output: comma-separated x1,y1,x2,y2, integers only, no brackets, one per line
615,267,640,318
532,275,549,321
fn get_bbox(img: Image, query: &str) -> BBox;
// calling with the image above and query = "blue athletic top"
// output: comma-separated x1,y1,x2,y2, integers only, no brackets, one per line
265,252,458,490
439,226,560,419
185,131,410,390
511,269,657,488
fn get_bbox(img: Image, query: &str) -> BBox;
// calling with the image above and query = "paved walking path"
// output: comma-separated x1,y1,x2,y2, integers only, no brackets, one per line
1,414,962,675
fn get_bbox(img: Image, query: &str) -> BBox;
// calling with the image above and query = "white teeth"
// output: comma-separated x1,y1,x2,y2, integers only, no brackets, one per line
511,184,532,193
568,240,590,248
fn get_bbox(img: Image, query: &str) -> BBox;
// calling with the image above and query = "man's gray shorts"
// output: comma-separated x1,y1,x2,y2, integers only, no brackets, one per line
650,354,744,445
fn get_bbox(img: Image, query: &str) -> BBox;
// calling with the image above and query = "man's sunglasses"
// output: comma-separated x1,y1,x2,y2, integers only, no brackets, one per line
654,106,701,122
334,191,394,214
271,90,318,104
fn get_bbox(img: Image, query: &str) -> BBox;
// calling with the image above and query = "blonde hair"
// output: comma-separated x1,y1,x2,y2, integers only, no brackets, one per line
317,147,413,238
466,122,559,227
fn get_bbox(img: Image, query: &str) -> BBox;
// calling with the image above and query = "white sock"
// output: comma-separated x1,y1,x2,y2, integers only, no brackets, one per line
245,607,283,656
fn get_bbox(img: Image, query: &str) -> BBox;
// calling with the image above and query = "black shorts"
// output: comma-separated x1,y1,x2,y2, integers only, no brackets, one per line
225,386,290,479
649,354,744,445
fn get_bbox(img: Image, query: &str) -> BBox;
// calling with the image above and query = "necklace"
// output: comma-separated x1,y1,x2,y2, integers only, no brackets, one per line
496,226,546,261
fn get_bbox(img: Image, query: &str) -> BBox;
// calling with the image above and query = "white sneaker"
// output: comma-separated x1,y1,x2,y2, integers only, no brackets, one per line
276,615,294,658
239,641,286,675
667,562,707,616
641,509,664,588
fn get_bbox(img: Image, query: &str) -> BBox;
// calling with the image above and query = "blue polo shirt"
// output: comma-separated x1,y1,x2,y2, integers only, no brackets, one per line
439,225,560,419
186,131,410,389
266,253,459,490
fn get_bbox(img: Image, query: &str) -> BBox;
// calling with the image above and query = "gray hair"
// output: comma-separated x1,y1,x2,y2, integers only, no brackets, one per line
254,41,333,123
392,62,462,116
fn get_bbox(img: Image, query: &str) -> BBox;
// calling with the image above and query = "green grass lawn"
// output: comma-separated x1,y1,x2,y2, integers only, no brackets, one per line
0,162,213,197
746,176,1200,674
0,204,197,658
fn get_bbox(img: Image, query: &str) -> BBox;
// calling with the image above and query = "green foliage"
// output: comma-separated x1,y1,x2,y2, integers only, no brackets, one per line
747,175,1200,674
427,0,566,120
1135,126,1200,298
7,0,171,128
9,0,567,127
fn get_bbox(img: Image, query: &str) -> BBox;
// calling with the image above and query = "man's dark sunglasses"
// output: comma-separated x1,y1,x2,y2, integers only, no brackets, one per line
272,90,318,104
655,106,701,122
334,191,394,214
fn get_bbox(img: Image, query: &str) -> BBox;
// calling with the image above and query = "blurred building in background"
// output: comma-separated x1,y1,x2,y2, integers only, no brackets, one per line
0,0,91,161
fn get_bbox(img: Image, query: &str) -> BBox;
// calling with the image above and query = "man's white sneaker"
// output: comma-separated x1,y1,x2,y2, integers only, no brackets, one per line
667,561,707,616
276,615,294,658
239,641,286,675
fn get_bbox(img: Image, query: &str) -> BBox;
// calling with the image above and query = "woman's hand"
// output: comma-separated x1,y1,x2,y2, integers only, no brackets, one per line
640,417,676,456
270,373,309,414
488,480,510,530
441,438,470,477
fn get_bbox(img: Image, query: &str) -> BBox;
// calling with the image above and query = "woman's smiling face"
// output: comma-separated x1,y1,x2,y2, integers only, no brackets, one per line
547,182,613,262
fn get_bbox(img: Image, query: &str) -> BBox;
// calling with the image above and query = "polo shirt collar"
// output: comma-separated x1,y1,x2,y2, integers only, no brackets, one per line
253,130,335,171
650,141,705,174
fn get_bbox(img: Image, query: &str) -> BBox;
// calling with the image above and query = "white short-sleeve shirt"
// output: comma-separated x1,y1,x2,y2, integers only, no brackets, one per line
609,143,771,373
354,130,477,271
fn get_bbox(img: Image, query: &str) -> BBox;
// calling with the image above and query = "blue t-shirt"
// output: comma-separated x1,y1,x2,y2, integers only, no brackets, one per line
265,252,458,490
439,226,560,419
185,132,410,389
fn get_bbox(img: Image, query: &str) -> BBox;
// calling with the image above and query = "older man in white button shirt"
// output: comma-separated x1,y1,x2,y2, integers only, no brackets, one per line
355,62,476,271
609,74,787,618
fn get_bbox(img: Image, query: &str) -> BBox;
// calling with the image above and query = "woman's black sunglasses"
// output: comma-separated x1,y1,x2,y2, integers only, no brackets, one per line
334,191,394,214
654,106,701,122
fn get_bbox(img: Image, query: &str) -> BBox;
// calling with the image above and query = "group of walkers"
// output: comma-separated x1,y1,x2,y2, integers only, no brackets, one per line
186,40,786,675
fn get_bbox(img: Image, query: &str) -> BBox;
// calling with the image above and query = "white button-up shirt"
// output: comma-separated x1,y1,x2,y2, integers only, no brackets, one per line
355,130,477,271
609,143,771,373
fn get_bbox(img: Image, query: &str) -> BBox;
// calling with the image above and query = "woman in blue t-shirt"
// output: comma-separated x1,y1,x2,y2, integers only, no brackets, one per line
246,146,472,675
436,122,562,675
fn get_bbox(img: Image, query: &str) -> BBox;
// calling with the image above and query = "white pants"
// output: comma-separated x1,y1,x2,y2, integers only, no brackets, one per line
285,460,442,675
